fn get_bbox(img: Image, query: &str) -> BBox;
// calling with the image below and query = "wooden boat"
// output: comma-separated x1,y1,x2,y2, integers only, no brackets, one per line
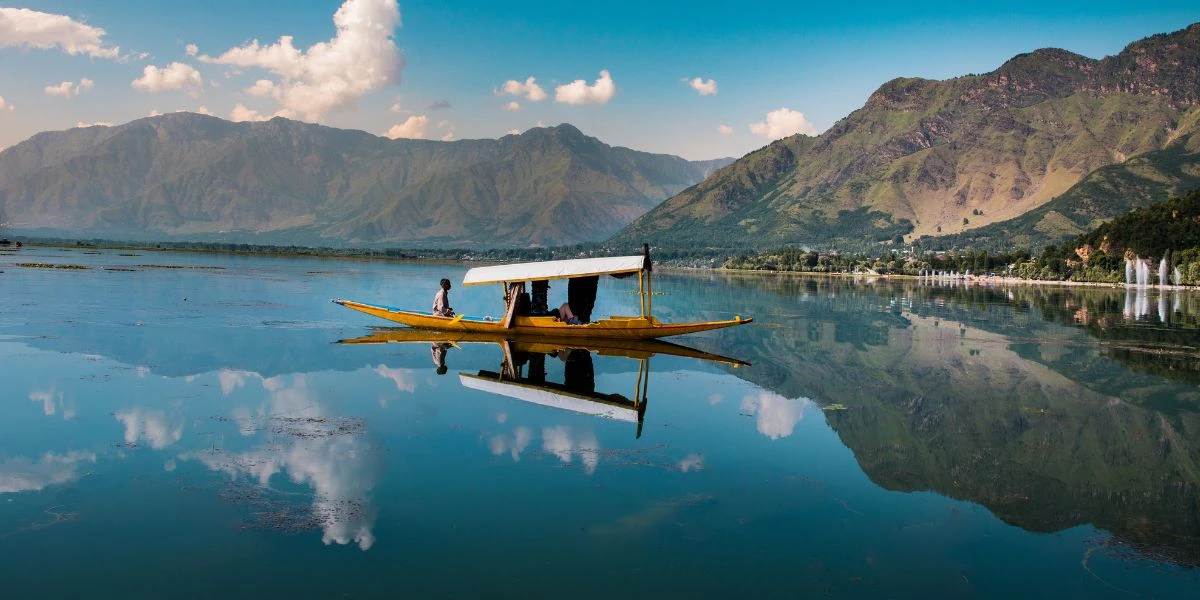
334,246,752,339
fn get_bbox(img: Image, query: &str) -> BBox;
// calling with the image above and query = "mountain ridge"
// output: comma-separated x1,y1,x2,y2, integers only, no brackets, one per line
0,114,732,247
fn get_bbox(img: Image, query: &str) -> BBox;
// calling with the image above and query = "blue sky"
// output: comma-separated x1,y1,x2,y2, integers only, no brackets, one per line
0,0,1198,159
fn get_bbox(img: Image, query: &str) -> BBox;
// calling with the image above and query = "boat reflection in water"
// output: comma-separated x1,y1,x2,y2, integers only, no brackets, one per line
339,329,749,438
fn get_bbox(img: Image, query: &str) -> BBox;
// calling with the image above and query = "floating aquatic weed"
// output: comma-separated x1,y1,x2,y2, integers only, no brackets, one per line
15,263,90,269
134,264,225,270
270,416,366,439
0,505,80,540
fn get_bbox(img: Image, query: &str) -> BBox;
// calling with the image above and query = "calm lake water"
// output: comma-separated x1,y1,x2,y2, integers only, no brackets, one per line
2,246,1199,598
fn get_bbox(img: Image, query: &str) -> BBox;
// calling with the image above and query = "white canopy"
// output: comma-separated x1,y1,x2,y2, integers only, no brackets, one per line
461,255,645,286
459,374,639,423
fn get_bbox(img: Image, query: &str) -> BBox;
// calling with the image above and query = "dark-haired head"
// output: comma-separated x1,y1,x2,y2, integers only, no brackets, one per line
440,278,451,289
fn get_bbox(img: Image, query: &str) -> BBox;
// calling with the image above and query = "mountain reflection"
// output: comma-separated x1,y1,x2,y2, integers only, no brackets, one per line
181,373,381,551
683,274,1200,565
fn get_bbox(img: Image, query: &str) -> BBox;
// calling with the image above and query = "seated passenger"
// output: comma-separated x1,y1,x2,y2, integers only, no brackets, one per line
432,278,455,317
555,302,582,325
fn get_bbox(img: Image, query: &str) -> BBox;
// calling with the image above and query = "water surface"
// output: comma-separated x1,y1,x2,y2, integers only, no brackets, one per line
2,247,1199,598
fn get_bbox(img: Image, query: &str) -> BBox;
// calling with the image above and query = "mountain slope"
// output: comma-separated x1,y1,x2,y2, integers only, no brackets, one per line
615,23,1200,250
0,116,727,247
933,108,1200,249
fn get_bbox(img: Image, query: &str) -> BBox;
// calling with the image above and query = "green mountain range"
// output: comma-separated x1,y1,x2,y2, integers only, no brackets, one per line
0,115,729,247
615,23,1200,251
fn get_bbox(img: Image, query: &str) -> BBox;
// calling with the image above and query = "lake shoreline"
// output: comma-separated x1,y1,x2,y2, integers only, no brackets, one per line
709,267,1198,291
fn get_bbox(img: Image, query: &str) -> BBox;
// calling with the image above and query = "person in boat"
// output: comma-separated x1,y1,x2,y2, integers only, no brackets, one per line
551,302,582,325
433,278,455,317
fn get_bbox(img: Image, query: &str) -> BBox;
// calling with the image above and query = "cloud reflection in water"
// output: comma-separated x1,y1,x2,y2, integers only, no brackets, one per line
0,451,96,493
739,391,811,440
183,373,380,551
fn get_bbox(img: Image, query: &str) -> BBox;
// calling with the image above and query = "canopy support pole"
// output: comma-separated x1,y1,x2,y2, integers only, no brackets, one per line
642,243,653,319
638,271,646,318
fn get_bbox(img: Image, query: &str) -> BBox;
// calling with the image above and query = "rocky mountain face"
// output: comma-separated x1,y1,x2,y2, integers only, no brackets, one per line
0,116,729,247
615,23,1200,250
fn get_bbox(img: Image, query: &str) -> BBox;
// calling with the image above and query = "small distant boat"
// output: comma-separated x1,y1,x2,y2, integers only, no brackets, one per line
334,245,752,339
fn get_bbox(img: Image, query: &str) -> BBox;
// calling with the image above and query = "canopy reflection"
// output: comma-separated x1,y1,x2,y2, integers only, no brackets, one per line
339,328,750,438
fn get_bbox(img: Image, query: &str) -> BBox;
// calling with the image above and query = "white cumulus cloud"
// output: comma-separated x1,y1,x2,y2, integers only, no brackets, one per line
0,7,119,59
185,43,198,57
555,70,616,105
245,79,275,97
505,128,520,135
385,114,427,139
75,121,114,127
497,76,547,101
45,77,94,98
749,107,817,139
504,100,521,111
717,124,733,135
230,103,269,122
0,96,14,112
199,0,404,121
687,76,717,96
132,62,204,93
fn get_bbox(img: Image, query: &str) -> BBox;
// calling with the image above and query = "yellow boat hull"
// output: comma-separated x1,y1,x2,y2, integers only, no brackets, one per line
332,299,752,340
